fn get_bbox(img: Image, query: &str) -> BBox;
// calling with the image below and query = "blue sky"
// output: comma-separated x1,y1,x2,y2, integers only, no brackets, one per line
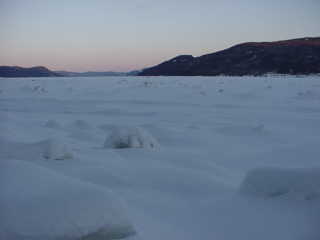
0,0,319,71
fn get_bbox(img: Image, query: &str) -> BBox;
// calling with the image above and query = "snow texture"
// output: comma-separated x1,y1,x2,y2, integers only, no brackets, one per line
1,76,320,240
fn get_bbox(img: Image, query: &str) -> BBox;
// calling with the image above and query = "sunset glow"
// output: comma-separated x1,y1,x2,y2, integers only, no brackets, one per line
1,0,319,71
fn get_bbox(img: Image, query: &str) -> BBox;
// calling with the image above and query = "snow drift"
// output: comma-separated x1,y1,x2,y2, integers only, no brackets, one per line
39,138,73,160
0,159,136,240
0,138,73,161
240,167,320,200
104,126,160,149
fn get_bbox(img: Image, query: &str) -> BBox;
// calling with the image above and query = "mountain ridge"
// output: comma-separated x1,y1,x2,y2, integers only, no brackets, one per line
0,66,61,78
0,66,140,78
139,37,320,76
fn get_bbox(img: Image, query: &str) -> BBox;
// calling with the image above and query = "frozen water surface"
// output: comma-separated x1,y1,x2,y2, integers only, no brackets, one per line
1,76,320,240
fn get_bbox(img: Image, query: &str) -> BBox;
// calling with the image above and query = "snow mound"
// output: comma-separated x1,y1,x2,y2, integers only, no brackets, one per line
104,126,160,149
0,159,136,240
34,138,73,160
240,167,320,200
44,119,61,129
39,138,73,160
0,138,73,161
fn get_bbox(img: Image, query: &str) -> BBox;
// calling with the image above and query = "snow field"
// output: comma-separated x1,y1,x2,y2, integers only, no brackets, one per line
1,75,320,240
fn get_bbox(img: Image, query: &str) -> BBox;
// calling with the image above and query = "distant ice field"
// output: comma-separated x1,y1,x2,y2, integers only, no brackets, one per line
1,76,320,240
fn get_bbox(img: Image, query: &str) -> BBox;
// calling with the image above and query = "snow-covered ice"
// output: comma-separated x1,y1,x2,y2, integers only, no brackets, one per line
1,75,320,240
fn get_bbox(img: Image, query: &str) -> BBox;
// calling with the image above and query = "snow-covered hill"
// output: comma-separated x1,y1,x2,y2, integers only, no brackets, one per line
1,76,320,240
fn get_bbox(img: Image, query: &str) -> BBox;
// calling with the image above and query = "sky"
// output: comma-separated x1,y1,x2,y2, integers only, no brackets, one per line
0,0,319,72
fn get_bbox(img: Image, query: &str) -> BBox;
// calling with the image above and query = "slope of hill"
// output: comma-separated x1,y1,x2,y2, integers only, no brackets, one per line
139,37,320,76
0,66,61,78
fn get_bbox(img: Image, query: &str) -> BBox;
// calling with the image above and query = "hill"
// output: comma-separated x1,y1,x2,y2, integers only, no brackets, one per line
139,37,320,76
0,66,61,78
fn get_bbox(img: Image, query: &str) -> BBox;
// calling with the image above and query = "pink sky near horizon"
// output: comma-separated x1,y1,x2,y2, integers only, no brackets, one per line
0,0,319,72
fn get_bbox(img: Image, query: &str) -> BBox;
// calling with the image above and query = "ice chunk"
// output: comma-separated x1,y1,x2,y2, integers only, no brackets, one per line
104,126,160,149
0,159,136,240
240,167,320,200
38,138,73,160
